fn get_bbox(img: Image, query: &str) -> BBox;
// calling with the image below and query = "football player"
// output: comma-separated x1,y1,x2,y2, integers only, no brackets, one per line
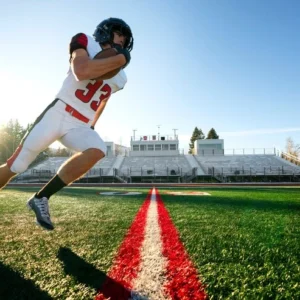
0,18,134,230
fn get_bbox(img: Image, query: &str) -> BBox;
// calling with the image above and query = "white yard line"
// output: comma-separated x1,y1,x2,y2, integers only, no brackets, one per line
130,189,170,300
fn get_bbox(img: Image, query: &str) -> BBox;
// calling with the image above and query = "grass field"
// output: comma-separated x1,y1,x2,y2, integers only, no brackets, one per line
0,186,299,299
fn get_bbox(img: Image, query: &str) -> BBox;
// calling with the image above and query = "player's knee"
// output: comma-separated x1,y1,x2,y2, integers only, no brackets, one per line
0,163,17,180
9,160,29,174
87,148,105,162
8,148,37,173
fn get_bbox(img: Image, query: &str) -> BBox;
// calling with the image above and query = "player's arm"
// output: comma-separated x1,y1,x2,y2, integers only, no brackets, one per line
90,97,110,128
69,33,126,81
71,49,125,81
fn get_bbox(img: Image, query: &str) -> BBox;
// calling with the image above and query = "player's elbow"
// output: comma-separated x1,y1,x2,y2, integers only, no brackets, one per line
72,58,90,81
73,65,89,81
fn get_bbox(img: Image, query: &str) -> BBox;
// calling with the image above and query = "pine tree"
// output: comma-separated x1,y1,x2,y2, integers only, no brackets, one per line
4,119,26,154
188,127,205,154
0,120,51,163
0,126,10,163
206,128,219,139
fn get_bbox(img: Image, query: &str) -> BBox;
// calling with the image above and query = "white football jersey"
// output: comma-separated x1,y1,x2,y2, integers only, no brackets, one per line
55,34,127,120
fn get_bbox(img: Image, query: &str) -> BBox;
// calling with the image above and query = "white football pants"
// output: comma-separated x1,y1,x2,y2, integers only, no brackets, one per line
7,99,106,173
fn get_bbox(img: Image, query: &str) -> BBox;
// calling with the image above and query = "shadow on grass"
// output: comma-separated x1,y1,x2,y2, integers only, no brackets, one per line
57,247,131,299
57,247,106,290
0,261,52,300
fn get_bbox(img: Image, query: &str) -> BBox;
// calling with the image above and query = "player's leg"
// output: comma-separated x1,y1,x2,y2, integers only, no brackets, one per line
34,148,104,200
10,101,65,230
0,133,60,191
58,127,106,183
0,164,16,189
28,147,104,231
34,127,106,202
0,142,44,190
0,99,63,191
58,148,105,183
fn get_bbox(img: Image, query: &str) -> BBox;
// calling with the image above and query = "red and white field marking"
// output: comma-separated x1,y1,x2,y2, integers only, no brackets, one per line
96,188,207,300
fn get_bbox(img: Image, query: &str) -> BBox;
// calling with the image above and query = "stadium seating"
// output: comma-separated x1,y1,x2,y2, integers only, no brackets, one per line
13,153,300,183
85,156,118,176
120,155,192,176
195,155,300,176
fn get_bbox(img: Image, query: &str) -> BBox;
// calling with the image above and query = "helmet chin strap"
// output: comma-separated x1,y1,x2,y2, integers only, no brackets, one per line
101,42,123,50
112,42,122,48
99,42,112,50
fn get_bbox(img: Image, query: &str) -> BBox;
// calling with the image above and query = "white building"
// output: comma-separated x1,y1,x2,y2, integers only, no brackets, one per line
129,133,181,156
194,139,224,156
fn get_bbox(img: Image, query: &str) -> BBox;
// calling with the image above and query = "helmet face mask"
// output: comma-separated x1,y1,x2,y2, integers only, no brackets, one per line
93,18,134,52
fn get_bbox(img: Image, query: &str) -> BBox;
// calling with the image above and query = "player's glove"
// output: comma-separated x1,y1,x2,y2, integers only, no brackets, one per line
113,44,131,68
91,125,95,130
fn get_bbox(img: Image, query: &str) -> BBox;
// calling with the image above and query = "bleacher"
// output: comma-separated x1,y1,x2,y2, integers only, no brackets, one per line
195,155,300,176
11,135,300,183
15,156,118,182
31,157,68,173
84,157,117,176
15,157,68,182
20,157,67,175
120,156,191,176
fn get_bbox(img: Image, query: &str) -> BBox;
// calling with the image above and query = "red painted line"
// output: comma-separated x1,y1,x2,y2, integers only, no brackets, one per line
95,189,152,300
155,188,208,300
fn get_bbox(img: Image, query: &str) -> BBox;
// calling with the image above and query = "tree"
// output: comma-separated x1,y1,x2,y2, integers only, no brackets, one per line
0,127,10,163
188,127,205,154
285,137,299,158
5,119,27,153
206,128,219,139
0,119,27,162
0,119,51,164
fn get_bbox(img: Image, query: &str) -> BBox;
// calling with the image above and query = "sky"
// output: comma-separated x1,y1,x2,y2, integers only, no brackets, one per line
0,0,299,154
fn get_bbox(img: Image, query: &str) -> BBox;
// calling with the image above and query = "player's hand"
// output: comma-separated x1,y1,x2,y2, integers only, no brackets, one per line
113,44,131,68
91,125,95,130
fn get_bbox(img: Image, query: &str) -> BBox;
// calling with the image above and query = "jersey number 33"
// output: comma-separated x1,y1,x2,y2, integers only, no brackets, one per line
75,80,111,111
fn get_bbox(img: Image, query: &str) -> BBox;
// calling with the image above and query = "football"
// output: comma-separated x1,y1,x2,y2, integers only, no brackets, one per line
93,48,121,80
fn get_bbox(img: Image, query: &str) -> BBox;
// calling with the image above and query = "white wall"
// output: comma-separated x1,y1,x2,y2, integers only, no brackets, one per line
195,139,224,156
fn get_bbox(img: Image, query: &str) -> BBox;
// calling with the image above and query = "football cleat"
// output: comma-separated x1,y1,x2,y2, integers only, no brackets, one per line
27,195,54,230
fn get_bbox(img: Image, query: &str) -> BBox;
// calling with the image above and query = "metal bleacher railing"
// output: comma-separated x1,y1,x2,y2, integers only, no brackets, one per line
224,148,276,155
206,165,300,177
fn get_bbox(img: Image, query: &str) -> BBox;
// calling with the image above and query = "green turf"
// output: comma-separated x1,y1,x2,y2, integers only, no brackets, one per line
0,187,145,299
161,187,300,299
0,187,299,299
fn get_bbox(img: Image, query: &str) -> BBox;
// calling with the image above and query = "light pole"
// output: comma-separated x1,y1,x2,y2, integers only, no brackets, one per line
133,129,137,141
157,125,161,140
172,128,178,140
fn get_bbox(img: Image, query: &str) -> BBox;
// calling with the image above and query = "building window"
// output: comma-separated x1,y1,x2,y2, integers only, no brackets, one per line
170,144,177,150
133,145,139,151
140,145,146,151
198,143,222,149
162,144,169,151
155,144,161,151
148,144,154,151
